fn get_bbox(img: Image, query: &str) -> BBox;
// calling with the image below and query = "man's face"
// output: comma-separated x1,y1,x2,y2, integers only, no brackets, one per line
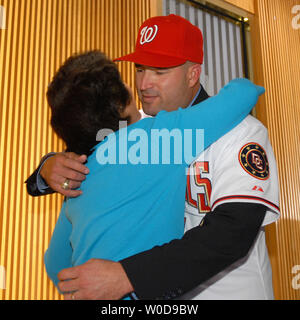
135,63,196,116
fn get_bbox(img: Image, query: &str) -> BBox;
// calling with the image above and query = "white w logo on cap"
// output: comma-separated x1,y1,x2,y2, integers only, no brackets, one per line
139,25,158,45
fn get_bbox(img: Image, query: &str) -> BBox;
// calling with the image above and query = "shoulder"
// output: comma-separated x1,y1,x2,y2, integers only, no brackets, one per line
242,115,267,130
213,115,268,149
203,115,272,166
230,115,267,137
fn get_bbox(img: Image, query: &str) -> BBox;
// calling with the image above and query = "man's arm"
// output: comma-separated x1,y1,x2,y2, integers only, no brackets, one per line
57,202,266,300
25,152,89,197
25,153,56,196
121,202,266,299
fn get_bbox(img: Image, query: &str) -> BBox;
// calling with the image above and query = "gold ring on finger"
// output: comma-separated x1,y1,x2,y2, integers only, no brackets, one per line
62,178,70,190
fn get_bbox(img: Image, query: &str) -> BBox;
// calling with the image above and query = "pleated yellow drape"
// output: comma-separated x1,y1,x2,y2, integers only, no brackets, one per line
0,0,153,300
251,0,300,300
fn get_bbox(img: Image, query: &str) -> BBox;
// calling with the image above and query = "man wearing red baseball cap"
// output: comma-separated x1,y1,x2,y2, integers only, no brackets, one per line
114,14,204,68
115,14,205,118
27,14,278,300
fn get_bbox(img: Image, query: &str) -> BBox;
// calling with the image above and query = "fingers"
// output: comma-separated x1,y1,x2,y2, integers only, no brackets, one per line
52,172,84,197
54,184,83,198
61,259,132,300
64,292,77,300
56,176,82,190
58,165,87,182
64,291,88,300
63,293,73,300
64,153,89,174
58,279,78,293
65,152,88,164
58,266,81,297
58,265,79,283
40,152,89,197
57,259,132,300
62,155,89,177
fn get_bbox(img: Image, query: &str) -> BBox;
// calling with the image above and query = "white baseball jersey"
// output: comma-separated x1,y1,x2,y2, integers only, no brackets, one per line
183,115,280,300
139,109,151,119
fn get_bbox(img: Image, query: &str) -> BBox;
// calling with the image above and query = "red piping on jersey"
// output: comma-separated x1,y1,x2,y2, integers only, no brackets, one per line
211,195,280,212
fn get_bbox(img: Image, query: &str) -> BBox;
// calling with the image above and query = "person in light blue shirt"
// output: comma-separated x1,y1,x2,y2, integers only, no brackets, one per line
44,51,264,299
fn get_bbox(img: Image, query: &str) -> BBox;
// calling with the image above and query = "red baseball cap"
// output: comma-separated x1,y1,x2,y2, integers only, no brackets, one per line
114,14,204,68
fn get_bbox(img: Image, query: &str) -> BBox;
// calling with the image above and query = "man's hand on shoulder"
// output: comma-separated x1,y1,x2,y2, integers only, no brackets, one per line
40,152,89,197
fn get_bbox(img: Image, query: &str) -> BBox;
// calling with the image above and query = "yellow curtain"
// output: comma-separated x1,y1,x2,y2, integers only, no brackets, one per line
251,0,300,299
0,0,153,300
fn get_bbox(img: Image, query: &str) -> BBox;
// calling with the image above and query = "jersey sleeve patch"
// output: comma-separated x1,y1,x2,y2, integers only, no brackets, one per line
238,142,270,180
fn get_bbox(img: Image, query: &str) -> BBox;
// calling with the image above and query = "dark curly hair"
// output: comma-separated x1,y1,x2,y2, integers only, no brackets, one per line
47,50,130,156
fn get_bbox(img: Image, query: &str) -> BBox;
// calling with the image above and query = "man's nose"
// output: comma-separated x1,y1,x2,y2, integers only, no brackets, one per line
139,70,154,91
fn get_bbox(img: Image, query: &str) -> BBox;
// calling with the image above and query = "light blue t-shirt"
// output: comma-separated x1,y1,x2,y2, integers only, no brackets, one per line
44,79,264,292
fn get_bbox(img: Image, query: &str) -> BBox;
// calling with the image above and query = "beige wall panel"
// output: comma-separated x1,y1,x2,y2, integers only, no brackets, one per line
224,0,255,13
0,0,153,300
251,0,300,299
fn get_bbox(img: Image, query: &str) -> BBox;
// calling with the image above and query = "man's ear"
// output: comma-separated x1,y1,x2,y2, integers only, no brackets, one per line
187,63,202,88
